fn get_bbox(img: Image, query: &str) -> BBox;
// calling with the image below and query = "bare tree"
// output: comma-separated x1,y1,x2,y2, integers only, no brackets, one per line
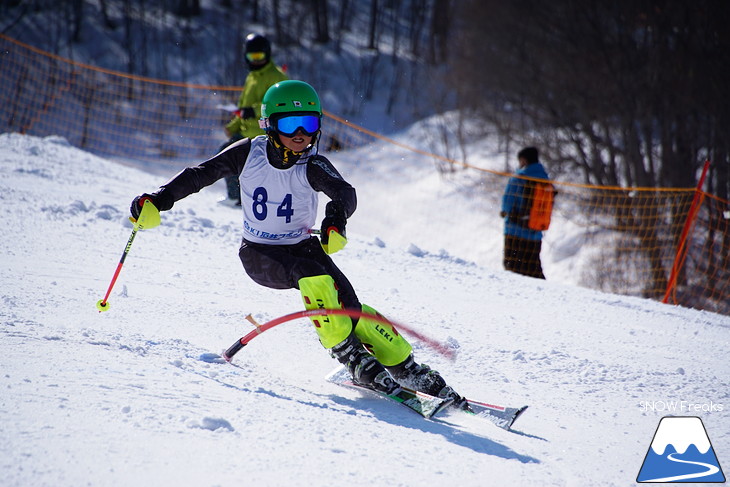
312,0,330,43
69,0,83,42
449,0,730,296
177,0,201,18
428,0,452,64
450,0,730,192
367,0,379,50
98,0,116,29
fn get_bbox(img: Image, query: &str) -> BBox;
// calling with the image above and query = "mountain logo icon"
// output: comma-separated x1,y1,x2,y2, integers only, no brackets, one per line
637,416,726,483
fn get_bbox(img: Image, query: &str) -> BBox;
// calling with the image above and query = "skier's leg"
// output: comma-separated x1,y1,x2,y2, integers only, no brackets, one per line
239,239,303,289
297,278,401,394
351,304,412,366
350,304,467,406
291,237,360,310
298,275,353,348
239,238,399,394
350,304,470,403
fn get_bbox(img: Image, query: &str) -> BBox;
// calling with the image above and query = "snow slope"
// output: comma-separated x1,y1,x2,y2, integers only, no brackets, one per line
1,132,728,486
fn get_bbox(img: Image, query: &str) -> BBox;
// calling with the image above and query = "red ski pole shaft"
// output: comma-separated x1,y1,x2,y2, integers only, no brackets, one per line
97,225,139,312
97,199,160,312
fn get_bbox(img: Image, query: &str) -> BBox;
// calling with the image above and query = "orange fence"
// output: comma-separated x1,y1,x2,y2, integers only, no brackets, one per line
1,34,728,315
0,34,371,167
549,178,728,310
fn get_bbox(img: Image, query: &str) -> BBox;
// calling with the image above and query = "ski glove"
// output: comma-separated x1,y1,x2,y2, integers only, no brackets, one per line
240,107,256,120
320,201,348,254
130,190,173,220
321,201,347,241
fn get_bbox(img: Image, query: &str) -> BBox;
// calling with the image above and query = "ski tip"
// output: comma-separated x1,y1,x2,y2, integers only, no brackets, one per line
506,406,529,430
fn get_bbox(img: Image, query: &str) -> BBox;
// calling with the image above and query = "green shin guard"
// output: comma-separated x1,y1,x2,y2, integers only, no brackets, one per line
353,304,413,367
298,275,353,349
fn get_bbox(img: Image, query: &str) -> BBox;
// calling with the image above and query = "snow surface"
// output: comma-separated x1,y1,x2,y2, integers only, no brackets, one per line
1,132,729,486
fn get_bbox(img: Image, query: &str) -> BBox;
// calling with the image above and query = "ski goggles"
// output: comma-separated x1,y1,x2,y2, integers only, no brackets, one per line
245,51,267,63
272,114,321,137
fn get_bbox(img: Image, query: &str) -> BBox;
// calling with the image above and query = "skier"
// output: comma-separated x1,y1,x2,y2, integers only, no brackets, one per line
130,80,467,407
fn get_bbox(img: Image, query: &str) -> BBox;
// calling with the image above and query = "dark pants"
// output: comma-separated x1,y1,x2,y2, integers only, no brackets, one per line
503,235,545,279
219,135,243,201
238,236,361,309
225,177,241,201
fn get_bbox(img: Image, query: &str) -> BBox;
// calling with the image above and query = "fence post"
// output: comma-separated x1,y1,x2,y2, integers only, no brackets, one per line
662,159,711,304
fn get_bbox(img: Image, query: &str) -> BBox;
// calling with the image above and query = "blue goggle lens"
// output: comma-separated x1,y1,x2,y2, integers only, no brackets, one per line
275,115,321,136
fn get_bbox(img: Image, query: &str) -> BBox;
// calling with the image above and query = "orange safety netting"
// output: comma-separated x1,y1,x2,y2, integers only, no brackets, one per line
1,34,728,315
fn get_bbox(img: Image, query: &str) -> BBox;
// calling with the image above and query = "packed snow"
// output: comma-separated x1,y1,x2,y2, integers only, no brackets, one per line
1,132,728,486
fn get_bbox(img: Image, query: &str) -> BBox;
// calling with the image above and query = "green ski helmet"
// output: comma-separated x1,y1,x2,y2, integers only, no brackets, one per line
261,80,323,160
261,80,322,130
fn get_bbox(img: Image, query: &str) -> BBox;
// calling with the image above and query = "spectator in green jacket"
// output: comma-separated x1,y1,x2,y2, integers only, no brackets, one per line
220,33,288,206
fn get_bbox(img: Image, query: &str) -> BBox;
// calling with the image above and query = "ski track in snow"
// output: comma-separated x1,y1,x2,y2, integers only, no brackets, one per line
1,133,729,486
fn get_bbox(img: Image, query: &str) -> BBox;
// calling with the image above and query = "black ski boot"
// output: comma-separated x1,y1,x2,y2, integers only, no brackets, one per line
387,354,470,409
331,334,401,395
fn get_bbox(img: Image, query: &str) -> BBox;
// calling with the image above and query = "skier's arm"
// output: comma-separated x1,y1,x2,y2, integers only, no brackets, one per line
307,155,355,253
131,139,251,217
307,155,357,218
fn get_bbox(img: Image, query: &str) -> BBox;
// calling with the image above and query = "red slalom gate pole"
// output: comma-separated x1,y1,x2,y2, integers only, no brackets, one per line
662,159,711,304
223,308,457,362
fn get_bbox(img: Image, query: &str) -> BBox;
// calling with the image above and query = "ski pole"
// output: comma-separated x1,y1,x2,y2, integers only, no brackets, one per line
97,199,160,312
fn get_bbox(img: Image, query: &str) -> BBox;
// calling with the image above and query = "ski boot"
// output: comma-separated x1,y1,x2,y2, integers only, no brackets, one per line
331,333,401,395
387,354,470,410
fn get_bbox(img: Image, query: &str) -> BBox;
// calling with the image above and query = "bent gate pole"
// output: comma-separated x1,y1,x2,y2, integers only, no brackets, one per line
223,308,457,362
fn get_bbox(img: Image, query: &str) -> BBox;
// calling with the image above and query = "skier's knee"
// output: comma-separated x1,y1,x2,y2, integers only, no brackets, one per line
298,275,352,348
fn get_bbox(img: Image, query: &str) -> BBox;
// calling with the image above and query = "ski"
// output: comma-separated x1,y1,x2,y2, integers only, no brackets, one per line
462,399,528,431
326,365,527,429
326,366,452,419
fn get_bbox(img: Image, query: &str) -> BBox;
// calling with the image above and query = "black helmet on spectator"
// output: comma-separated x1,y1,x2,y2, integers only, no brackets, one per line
244,33,271,70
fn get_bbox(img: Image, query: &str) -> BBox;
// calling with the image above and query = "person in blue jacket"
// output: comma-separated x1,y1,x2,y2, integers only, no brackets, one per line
500,147,549,279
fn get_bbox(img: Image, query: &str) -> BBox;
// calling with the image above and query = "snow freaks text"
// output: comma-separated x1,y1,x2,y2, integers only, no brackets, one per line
639,401,724,413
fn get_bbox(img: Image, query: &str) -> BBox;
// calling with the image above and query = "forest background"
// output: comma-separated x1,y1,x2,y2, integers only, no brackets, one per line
3,0,729,198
